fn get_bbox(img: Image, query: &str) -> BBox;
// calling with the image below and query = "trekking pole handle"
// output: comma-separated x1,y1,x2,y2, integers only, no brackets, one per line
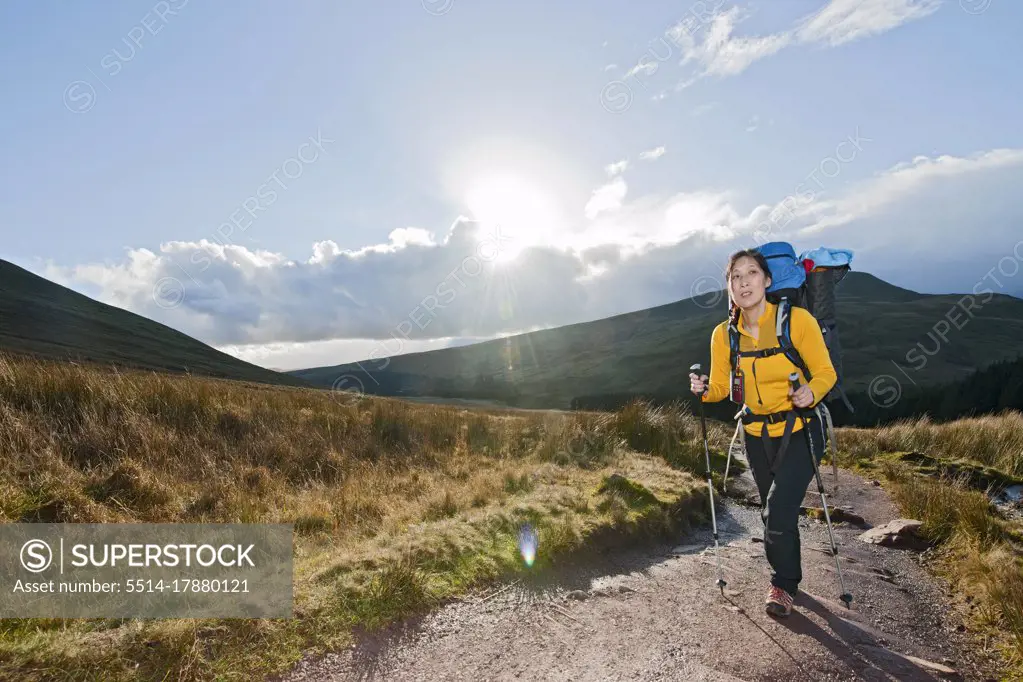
691,363,708,396
790,372,811,414
789,372,801,392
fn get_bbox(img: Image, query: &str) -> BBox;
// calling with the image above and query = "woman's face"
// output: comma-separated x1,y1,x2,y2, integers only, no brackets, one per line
729,256,771,310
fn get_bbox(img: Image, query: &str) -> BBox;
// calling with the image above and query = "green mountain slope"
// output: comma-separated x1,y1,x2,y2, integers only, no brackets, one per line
291,272,1023,408
0,259,308,388
842,353,1023,426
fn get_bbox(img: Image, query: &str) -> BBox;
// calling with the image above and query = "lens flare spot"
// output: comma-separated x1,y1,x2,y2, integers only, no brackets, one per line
518,523,538,567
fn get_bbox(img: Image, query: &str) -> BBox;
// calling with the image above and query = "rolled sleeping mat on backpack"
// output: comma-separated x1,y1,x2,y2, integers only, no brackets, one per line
801,246,852,317
805,265,849,321
805,264,854,411
821,320,844,391
822,320,855,411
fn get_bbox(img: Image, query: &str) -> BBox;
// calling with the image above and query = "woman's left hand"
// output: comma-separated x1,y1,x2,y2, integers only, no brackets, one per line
790,384,815,408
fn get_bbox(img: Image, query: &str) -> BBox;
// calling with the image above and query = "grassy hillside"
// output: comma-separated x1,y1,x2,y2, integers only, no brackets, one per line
0,259,307,388
292,272,1023,408
0,352,723,681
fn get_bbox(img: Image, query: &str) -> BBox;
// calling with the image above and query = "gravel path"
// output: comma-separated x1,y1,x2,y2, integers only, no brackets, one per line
275,468,1001,681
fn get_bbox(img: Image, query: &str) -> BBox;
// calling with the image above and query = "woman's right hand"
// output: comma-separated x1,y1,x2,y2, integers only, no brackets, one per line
689,373,708,396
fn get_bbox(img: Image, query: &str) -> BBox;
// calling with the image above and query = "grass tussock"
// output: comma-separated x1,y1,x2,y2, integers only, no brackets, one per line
836,412,1023,674
0,356,727,682
836,411,1023,479
883,465,1006,549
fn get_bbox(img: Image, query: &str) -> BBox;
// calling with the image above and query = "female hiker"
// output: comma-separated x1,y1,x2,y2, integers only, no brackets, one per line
689,248,837,617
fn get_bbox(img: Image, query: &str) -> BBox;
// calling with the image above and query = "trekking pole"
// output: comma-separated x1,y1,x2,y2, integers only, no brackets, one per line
691,363,727,595
790,373,852,608
821,404,840,495
722,417,743,493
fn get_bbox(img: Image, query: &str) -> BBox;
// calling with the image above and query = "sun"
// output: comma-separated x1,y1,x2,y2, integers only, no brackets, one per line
464,173,563,262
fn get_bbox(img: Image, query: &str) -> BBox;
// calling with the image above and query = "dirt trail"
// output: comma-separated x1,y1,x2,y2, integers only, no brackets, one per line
276,468,1000,681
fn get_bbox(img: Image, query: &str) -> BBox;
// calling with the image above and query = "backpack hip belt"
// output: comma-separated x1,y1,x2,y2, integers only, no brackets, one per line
739,406,815,477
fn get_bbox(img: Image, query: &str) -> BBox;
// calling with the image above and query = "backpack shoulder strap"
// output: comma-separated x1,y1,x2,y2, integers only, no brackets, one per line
776,299,813,382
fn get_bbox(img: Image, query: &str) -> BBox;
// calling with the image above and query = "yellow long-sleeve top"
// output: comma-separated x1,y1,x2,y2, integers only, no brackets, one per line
702,301,837,438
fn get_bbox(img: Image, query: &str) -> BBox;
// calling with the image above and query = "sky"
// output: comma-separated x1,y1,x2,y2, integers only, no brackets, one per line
2,0,1022,371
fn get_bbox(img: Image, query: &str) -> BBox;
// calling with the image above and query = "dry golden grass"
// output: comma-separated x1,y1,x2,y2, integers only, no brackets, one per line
0,353,728,681
836,411,1023,478
835,412,1023,674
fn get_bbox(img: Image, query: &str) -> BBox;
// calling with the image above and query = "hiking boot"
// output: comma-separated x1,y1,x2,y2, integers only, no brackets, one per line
765,585,794,617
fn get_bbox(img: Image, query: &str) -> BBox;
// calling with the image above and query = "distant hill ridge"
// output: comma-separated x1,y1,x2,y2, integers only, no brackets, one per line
0,259,308,388
291,271,1023,409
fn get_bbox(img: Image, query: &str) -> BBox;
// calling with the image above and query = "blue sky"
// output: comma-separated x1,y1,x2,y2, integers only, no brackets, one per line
2,0,1022,370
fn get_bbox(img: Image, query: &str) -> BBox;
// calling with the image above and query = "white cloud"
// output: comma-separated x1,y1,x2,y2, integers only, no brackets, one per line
605,159,629,176
388,227,435,248
795,0,942,47
663,192,741,243
746,115,760,132
697,7,793,77
798,147,1023,233
584,177,628,219
674,76,701,92
639,146,666,160
659,0,939,85
309,240,342,265
577,189,742,255
38,147,1023,370
626,60,659,79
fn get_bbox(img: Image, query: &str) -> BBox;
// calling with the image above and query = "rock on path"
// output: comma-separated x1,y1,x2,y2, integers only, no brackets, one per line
857,519,927,548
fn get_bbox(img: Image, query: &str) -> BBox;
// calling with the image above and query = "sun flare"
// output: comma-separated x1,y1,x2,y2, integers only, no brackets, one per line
465,173,563,262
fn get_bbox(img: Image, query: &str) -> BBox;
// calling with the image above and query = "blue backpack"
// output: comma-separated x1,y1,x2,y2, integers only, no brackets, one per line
760,241,807,305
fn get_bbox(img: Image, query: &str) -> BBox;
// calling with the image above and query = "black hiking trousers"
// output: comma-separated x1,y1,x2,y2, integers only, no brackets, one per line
744,413,827,597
